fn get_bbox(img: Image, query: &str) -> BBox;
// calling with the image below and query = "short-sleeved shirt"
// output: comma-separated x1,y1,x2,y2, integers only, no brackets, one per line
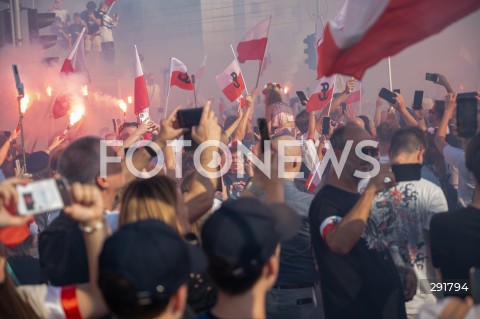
80,10,100,35
268,102,295,134
442,145,474,206
364,179,448,315
223,171,249,200
309,184,406,319
67,23,84,43
430,206,480,298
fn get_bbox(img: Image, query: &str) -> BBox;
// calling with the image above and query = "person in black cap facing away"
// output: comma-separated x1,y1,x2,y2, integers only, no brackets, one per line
99,219,206,319
198,198,301,319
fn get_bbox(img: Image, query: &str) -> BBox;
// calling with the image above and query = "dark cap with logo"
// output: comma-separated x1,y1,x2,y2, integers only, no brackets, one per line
201,197,301,276
98,219,206,306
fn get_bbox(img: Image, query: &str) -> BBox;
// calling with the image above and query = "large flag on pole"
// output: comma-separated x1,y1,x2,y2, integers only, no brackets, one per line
344,80,361,104
170,58,194,91
317,0,480,80
196,56,207,79
236,16,271,63
60,27,86,75
306,76,335,112
134,45,149,115
215,59,246,103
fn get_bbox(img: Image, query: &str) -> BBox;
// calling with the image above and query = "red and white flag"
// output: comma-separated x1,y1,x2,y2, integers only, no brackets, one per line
237,95,247,108
196,55,207,79
215,59,246,103
104,0,115,6
134,45,149,115
317,0,480,80
305,162,322,192
60,27,86,75
260,50,271,77
306,76,335,112
236,16,271,63
170,58,194,91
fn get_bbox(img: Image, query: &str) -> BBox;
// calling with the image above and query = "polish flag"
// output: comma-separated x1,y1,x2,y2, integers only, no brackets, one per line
236,16,271,63
134,45,149,115
317,0,480,80
237,95,247,108
344,80,361,104
216,59,246,103
305,161,322,192
60,27,86,75
306,76,335,112
260,50,271,77
104,0,115,6
170,58,194,91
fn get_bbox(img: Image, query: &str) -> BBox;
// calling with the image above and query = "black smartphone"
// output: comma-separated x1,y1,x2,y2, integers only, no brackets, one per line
257,118,269,153
177,107,204,128
253,126,260,135
322,116,330,135
412,90,424,110
425,73,439,83
456,92,478,138
378,88,397,104
471,267,480,304
296,91,308,106
391,164,422,182
393,89,401,94
216,177,223,193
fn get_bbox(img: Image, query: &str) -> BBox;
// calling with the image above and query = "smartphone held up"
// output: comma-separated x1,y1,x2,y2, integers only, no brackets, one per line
16,179,71,216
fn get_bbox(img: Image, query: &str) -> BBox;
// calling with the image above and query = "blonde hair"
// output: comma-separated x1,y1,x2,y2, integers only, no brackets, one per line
119,176,179,231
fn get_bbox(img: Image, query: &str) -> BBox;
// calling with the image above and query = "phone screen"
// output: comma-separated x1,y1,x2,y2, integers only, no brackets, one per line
322,117,330,135
456,98,478,138
296,91,308,106
391,164,422,182
412,91,424,110
378,88,397,104
177,108,204,128
425,73,439,82
257,118,269,153
16,179,71,215
393,89,401,94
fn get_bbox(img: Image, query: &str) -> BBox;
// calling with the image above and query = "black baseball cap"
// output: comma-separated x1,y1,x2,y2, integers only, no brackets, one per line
201,198,300,277
98,220,206,306
26,151,50,174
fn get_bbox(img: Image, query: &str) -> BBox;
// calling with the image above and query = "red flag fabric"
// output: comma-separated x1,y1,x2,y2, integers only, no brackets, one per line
215,59,246,103
60,28,86,75
170,58,194,91
105,0,115,6
237,95,247,108
53,95,71,119
317,0,480,80
306,76,335,112
344,81,361,104
236,16,271,63
134,45,149,115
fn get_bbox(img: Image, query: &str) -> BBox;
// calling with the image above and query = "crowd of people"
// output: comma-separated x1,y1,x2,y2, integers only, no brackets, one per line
0,1,479,319
50,0,118,69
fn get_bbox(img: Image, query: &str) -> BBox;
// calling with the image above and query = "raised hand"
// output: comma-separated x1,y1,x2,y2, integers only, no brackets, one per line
0,178,32,228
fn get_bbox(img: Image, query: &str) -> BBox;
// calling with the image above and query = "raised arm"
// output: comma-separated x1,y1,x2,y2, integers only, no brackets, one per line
64,184,109,318
233,95,254,142
434,93,457,153
186,103,222,223
435,73,454,94
325,166,395,255
393,93,418,127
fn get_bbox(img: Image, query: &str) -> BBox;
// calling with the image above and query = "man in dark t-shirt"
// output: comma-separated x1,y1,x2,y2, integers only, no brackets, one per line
309,125,408,319
223,145,249,199
430,132,480,298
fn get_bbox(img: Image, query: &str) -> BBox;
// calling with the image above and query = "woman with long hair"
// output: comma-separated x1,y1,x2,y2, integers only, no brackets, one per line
262,82,296,135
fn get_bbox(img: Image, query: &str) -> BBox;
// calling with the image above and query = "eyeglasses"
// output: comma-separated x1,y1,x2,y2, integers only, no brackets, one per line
262,82,281,95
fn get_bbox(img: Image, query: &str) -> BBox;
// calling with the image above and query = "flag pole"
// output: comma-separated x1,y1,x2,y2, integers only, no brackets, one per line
327,74,338,116
230,44,249,95
106,0,116,15
192,74,198,108
254,16,272,89
196,55,207,96
388,56,393,90
164,58,172,119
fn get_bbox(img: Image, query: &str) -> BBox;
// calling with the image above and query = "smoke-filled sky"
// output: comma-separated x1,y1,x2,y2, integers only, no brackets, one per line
0,0,479,150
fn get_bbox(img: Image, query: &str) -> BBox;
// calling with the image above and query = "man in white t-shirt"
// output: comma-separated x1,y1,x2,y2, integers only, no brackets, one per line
50,0,70,25
363,127,448,318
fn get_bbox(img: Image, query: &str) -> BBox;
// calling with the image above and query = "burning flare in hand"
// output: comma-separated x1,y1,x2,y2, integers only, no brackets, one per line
127,96,133,104
69,104,85,126
46,86,52,97
82,85,88,96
